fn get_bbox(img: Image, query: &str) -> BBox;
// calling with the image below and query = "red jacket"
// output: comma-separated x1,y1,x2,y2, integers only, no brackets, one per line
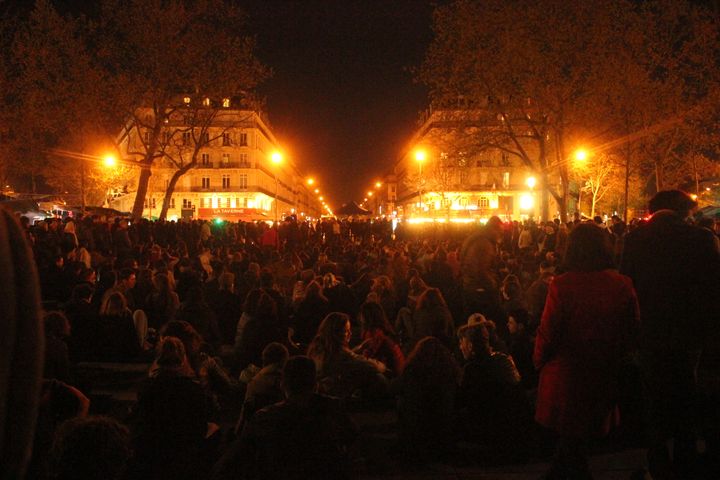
534,270,639,437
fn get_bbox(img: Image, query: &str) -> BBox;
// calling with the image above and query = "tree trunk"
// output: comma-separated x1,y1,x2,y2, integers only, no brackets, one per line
131,164,152,219
159,163,194,221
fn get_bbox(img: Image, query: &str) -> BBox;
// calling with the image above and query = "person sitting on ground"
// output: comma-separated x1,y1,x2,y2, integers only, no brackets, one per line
457,323,531,459
94,291,142,362
410,287,455,351
213,356,358,480
236,342,289,434
50,416,131,480
307,312,388,403
356,301,405,377
392,336,460,461
129,336,211,480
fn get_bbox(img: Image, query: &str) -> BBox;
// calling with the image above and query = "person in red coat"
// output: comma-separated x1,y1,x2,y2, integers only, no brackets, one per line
534,223,640,479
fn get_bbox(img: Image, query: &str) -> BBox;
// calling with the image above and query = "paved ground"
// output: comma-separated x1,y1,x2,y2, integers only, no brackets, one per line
360,449,646,479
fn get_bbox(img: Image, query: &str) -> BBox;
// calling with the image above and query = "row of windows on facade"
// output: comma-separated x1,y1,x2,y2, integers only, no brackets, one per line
143,131,248,147
436,152,512,168
145,197,256,210
200,175,247,189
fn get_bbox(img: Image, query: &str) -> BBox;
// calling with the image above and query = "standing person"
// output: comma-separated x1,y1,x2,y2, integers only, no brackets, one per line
535,223,640,479
620,190,720,479
460,216,503,322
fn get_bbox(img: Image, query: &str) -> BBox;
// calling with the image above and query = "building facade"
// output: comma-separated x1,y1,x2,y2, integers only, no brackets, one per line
386,106,562,222
110,97,321,222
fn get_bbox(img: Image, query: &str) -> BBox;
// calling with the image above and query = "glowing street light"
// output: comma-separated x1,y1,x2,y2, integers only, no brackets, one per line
574,149,588,163
367,191,373,197
306,178,314,185
375,181,382,188
314,188,319,194
526,176,536,189
103,154,118,168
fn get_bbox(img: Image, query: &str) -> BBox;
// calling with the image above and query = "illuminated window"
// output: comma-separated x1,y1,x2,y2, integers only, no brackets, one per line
226,197,231,207
478,197,489,208
183,96,191,104
201,153,210,166
239,132,248,146
202,97,210,107
222,133,231,146
222,98,230,108
239,174,248,189
202,177,210,189
222,153,230,165
503,172,510,188
200,198,206,208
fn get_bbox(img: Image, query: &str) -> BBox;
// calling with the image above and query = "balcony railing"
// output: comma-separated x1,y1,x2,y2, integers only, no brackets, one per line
195,162,252,169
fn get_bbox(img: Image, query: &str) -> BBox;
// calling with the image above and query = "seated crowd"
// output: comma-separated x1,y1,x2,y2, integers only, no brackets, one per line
15,191,720,479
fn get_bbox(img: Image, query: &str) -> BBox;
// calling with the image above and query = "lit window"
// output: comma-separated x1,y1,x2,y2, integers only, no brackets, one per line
203,97,210,107
222,153,230,165
479,197,489,208
222,98,230,108
226,197,231,207
183,96,191,104
503,172,510,188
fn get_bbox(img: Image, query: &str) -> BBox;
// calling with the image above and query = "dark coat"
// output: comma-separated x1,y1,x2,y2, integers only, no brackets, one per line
620,212,720,352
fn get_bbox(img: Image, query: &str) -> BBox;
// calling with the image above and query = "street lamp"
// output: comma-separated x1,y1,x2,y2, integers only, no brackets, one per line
375,181,382,188
270,151,283,225
306,178,314,186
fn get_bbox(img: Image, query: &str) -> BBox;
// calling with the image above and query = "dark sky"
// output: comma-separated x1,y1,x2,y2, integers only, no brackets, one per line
239,0,434,208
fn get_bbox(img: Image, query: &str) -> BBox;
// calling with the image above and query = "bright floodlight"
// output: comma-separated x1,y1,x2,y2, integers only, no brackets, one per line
271,151,283,164
574,149,588,162
526,176,536,189
520,194,534,210
103,155,117,168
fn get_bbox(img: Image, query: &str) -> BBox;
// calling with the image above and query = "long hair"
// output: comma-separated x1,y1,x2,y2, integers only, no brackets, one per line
359,301,394,335
100,292,129,316
307,312,351,366
416,287,448,311
562,223,615,272
403,336,460,386
152,336,193,377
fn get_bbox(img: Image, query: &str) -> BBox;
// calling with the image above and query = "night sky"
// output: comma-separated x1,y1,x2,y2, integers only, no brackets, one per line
239,0,435,208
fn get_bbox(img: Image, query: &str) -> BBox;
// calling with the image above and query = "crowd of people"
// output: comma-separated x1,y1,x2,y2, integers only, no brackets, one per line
3,189,719,480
